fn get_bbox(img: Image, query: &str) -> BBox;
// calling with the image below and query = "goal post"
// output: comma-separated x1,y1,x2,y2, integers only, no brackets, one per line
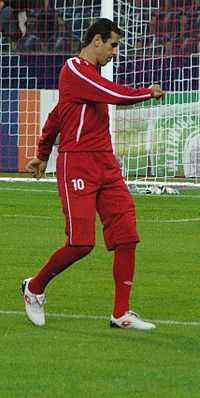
100,0,116,149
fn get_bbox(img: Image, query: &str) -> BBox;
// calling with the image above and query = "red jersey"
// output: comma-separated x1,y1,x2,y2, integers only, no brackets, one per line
37,104,60,161
37,56,154,159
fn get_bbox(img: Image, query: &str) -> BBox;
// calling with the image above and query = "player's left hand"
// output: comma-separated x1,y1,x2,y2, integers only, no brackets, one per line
26,158,47,179
149,84,164,100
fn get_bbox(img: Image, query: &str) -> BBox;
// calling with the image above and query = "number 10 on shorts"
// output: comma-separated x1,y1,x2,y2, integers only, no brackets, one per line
72,179,85,191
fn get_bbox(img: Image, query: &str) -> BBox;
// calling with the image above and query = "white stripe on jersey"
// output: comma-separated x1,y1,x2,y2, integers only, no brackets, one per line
67,57,152,101
76,104,87,142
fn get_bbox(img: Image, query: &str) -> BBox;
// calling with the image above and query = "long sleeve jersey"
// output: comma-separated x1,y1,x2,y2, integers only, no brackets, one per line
37,56,154,158
37,104,60,161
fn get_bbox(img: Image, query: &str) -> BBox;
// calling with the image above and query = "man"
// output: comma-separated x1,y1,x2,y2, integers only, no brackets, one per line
22,18,164,330
0,1,19,39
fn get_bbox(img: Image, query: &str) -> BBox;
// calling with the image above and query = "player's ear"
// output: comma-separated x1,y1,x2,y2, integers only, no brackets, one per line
93,34,103,47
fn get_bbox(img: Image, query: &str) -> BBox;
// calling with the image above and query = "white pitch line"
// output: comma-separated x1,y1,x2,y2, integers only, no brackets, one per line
0,310,199,326
0,187,57,193
1,214,61,220
0,186,200,199
150,319,200,326
161,218,200,223
139,218,200,223
1,214,200,223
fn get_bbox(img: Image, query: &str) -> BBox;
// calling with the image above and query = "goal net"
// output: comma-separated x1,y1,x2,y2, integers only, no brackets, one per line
113,0,200,186
0,0,200,186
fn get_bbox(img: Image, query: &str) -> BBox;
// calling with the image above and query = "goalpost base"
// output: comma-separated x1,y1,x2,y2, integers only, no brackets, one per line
0,176,199,190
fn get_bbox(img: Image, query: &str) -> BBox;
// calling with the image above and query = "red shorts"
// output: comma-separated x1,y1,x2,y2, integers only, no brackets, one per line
56,152,140,250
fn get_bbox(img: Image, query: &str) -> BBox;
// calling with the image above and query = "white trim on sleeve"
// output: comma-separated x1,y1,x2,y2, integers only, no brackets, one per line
67,57,152,101
76,104,87,142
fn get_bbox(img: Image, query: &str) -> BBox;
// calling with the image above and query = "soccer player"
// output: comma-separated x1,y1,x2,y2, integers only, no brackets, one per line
22,18,164,330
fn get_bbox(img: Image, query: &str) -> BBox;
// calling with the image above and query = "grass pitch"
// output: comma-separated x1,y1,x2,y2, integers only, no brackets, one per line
0,181,199,398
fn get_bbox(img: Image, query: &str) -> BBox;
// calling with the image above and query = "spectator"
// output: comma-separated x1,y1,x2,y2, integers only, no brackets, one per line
0,0,19,39
163,35,173,56
7,1,35,37
9,1,28,37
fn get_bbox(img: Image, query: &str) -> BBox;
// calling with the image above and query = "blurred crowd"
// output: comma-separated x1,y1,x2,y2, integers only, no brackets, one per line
0,0,81,53
147,0,200,56
0,0,200,56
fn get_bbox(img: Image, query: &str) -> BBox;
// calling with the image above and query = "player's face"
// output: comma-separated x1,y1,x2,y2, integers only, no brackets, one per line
97,31,120,66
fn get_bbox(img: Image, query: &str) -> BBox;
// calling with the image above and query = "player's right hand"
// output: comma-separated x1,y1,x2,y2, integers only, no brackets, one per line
149,84,164,100
26,158,47,179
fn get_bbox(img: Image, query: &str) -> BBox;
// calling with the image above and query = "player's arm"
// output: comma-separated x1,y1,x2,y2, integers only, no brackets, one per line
64,58,164,105
37,104,60,161
26,104,60,179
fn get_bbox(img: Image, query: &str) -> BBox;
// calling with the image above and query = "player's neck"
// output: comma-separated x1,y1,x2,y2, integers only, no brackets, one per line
79,46,98,66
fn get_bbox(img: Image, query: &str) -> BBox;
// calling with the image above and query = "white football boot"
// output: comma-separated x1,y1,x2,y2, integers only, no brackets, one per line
110,310,156,330
21,278,46,326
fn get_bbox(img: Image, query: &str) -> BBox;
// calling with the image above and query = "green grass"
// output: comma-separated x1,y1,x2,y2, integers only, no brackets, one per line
0,182,200,397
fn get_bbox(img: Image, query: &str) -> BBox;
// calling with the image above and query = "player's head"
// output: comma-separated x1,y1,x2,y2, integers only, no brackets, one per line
83,18,121,66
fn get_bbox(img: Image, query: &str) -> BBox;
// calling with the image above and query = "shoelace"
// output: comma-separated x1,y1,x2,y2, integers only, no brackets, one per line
35,294,46,306
127,310,139,318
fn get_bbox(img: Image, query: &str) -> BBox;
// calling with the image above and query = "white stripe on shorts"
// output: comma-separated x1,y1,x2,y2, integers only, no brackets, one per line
63,152,73,244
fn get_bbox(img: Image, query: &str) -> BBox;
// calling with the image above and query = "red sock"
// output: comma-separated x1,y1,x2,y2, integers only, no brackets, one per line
28,245,92,294
112,243,136,318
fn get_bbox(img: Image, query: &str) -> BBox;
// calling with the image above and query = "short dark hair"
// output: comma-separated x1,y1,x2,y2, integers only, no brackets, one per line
84,18,121,46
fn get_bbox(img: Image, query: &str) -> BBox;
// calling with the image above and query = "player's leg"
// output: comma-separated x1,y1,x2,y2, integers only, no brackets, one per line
97,154,155,330
21,152,99,326
97,184,140,324
111,241,155,330
27,244,93,294
21,244,93,326
112,242,136,319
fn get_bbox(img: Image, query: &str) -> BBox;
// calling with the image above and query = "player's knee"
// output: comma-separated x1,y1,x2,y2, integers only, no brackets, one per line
115,242,138,250
64,244,94,258
79,245,94,257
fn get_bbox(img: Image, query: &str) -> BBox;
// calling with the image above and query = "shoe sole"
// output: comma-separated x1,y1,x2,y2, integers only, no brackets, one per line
110,320,156,330
110,321,121,328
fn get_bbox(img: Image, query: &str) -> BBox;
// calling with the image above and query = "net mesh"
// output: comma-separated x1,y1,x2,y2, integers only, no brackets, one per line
0,0,200,184
113,0,200,184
